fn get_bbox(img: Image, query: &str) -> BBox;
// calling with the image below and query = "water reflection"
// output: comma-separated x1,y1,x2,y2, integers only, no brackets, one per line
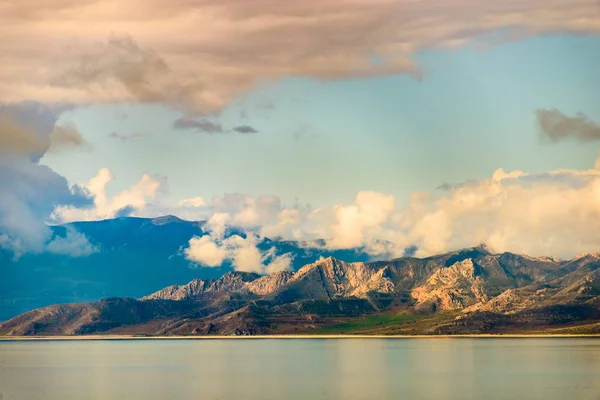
334,339,388,400
1,338,600,400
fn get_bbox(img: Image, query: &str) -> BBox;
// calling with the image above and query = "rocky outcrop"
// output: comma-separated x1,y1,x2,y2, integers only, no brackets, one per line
411,259,488,310
462,289,534,314
246,271,294,295
141,279,209,301
286,257,395,299
141,272,261,301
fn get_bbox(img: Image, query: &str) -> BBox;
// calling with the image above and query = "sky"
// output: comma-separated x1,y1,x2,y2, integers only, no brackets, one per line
2,0,600,262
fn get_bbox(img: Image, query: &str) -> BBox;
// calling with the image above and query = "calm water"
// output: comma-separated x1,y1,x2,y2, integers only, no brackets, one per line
1,338,599,400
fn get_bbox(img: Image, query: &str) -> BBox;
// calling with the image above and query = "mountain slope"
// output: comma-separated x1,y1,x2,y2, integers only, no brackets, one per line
0,216,372,321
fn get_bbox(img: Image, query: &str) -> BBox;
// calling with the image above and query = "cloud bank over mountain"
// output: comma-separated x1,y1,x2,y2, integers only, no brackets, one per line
49,154,600,261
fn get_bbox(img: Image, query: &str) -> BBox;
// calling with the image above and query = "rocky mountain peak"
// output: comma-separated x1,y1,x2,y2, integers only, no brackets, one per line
474,243,495,255
286,257,394,299
575,252,600,260
140,278,208,301
291,256,338,280
411,258,488,310
245,271,294,295
150,215,185,226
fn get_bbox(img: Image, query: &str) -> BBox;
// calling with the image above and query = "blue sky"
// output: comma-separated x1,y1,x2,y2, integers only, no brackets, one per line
40,35,600,208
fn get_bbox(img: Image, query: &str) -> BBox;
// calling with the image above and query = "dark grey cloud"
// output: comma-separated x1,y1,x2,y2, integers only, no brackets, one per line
233,125,258,134
403,245,418,257
173,117,257,134
537,108,600,142
436,180,478,191
173,116,223,133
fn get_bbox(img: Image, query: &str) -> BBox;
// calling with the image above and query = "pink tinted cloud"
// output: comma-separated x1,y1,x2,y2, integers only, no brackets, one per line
1,0,599,112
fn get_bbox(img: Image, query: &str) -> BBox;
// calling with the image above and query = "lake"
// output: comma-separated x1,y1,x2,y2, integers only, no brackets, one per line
1,338,599,399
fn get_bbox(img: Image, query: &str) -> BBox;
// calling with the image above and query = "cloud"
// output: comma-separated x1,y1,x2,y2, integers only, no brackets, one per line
181,156,600,260
46,228,100,257
178,197,207,208
537,109,600,142
2,1,600,112
47,123,92,153
173,117,257,134
0,110,48,157
108,131,145,141
233,125,258,134
52,168,167,222
0,102,95,258
230,238,264,273
491,168,527,182
184,235,227,267
396,159,600,259
329,191,396,249
173,116,224,133
202,212,231,239
403,245,418,257
184,217,294,274
210,194,283,228
51,35,198,109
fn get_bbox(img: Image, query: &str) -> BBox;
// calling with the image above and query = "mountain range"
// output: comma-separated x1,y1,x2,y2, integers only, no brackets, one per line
3,240,600,336
0,216,372,321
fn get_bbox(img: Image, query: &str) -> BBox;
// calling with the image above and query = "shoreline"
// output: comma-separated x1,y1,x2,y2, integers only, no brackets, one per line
2,334,600,341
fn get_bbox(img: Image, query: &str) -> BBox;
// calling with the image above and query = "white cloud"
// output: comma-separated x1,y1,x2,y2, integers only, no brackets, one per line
184,226,294,274
210,194,282,228
184,235,227,267
492,168,527,183
46,228,99,257
400,158,600,258
329,191,396,249
265,252,295,274
203,212,231,239
185,156,600,260
52,168,166,222
178,196,206,208
232,243,264,274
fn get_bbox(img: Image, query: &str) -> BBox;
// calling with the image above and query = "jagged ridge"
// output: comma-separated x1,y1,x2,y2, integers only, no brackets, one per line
3,245,600,336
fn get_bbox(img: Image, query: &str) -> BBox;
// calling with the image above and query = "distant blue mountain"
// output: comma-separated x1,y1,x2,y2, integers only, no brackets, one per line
0,216,371,321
